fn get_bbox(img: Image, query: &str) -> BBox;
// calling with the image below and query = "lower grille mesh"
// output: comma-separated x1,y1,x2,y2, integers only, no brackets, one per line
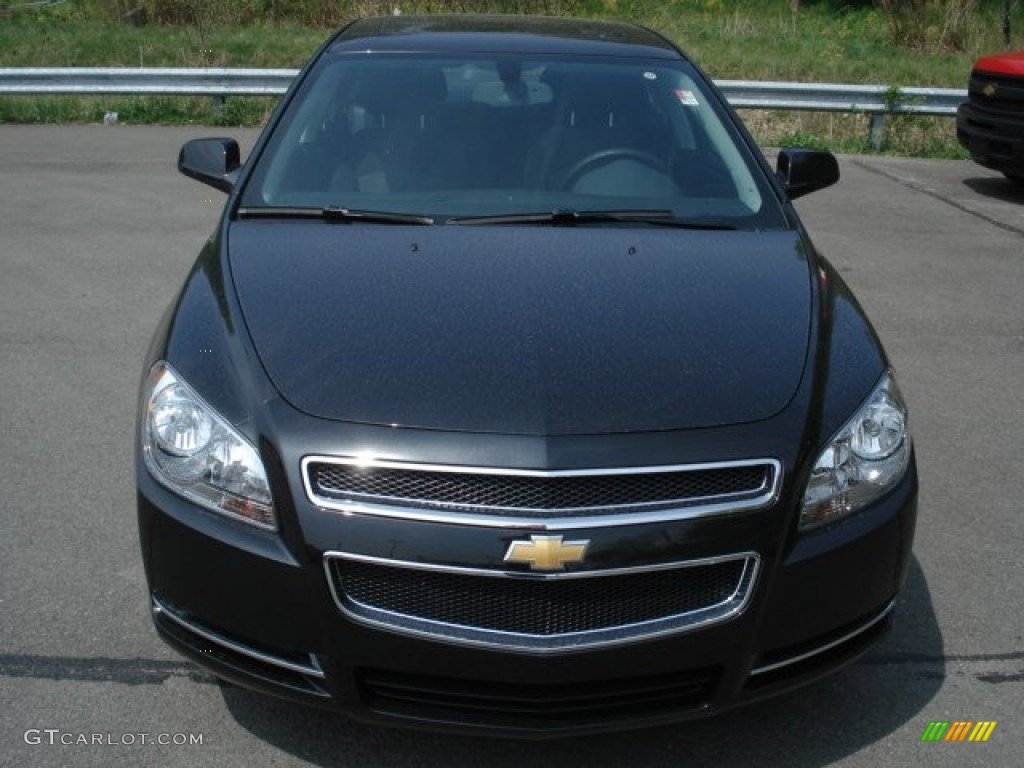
336,558,744,636
328,555,756,649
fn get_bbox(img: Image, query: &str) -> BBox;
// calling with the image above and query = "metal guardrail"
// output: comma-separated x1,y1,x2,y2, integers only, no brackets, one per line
0,67,966,148
718,80,963,115
0,68,297,96
719,80,965,149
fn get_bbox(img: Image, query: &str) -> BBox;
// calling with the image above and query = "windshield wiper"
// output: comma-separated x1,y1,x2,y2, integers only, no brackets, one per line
446,209,737,229
322,206,434,225
237,206,434,225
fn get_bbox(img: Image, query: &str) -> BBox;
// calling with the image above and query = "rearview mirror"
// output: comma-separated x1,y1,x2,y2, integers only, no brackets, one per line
776,149,840,200
178,138,241,193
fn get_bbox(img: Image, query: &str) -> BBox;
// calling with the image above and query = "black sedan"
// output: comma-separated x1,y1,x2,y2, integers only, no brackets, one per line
137,14,917,738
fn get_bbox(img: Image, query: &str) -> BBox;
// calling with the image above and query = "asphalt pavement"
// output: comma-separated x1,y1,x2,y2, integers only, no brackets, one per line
0,124,1021,767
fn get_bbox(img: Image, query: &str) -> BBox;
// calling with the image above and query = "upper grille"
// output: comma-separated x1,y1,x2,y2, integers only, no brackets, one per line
326,553,758,651
969,72,1024,113
304,457,778,527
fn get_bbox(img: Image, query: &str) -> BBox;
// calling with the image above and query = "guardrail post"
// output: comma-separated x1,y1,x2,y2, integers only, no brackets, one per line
869,113,886,151
211,94,225,115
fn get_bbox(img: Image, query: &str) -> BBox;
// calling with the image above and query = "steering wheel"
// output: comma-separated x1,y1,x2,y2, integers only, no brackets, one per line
560,148,670,190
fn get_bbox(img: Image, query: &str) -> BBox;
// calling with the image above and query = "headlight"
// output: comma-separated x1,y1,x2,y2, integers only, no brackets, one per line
800,371,911,531
141,362,276,529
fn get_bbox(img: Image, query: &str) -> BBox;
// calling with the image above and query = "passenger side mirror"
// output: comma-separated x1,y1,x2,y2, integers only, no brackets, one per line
776,149,840,200
178,138,241,193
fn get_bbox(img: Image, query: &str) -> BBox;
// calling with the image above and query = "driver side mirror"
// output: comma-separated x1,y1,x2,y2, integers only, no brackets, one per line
178,138,241,193
776,149,840,200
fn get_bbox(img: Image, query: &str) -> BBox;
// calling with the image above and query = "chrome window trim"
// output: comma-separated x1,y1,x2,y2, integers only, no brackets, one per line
152,596,325,679
302,456,782,531
748,599,896,676
323,550,759,653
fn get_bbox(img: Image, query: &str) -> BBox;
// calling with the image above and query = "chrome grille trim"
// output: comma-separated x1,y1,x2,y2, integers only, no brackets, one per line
152,596,325,679
324,551,760,653
748,600,896,676
303,457,782,530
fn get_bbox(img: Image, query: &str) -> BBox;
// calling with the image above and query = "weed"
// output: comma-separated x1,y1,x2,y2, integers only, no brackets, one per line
2,0,1020,158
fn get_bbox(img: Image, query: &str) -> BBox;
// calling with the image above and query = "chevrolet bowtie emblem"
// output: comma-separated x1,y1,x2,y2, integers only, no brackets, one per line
504,535,590,571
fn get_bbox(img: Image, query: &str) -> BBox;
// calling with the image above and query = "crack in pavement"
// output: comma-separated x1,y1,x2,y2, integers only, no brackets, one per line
2,650,1020,686
0,654,217,686
866,649,1024,684
851,158,1024,238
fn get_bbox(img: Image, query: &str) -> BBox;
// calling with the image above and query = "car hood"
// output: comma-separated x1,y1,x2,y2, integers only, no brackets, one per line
229,221,813,435
974,50,1024,77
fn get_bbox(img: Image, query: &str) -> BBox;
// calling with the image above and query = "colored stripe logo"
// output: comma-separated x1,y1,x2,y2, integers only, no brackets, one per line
921,721,997,742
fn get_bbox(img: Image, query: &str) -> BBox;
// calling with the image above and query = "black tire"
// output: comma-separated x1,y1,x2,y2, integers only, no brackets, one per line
1004,174,1024,189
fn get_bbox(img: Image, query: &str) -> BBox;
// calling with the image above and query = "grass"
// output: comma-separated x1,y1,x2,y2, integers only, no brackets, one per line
2,0,1023,156
0,19,325,69
0,94,274,126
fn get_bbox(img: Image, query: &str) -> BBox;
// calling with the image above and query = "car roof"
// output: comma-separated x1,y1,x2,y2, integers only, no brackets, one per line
328,14,684,60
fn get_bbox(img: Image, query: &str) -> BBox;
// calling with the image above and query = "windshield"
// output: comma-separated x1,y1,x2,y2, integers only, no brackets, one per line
241,53,785,227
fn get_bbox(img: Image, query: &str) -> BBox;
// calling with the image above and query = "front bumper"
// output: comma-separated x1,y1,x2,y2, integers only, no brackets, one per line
138,456,917,738
957,102,1024,177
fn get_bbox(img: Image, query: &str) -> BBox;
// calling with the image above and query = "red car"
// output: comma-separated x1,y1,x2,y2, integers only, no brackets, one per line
956,50,1024,187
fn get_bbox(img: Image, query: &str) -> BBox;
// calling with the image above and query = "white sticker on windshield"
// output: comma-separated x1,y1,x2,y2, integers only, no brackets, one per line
675,89,699,106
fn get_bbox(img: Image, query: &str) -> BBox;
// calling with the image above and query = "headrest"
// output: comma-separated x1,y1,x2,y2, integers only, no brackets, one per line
349,66,448,114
